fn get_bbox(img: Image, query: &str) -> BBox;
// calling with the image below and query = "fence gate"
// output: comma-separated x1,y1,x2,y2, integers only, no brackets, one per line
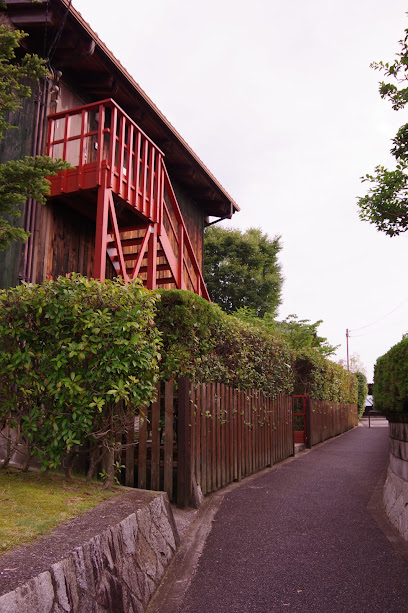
293,395,308,445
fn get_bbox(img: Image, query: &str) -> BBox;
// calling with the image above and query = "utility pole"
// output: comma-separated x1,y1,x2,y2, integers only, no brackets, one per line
346,328,349,371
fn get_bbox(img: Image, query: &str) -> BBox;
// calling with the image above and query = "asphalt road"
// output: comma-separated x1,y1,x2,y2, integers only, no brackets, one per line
168,425,408,613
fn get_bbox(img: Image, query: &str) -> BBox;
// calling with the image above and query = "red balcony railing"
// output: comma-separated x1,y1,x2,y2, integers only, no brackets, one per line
47,98,162,222
46,99,209,299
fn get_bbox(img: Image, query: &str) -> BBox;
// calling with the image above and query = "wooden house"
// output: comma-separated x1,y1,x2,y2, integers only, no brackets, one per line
0,0,239,294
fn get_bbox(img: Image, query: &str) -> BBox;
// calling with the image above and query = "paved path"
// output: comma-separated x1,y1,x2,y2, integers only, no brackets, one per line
151,424,408,613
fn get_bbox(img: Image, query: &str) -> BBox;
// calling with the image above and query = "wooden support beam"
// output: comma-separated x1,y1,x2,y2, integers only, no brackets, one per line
177,378,192,508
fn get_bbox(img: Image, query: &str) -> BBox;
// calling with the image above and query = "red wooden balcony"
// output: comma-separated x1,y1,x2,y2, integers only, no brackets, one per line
46,98,209,299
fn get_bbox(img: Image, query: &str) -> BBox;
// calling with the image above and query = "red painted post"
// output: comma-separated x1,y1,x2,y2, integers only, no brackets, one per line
94,174,109,280
178,225,184,289
146,225,157,290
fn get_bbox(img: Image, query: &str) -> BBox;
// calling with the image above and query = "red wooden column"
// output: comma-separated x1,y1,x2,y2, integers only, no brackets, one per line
146,225,158,290
94,173,110,280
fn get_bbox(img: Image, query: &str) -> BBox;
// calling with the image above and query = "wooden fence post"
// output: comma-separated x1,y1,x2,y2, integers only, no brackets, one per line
177,377,192,507
125,412,135,487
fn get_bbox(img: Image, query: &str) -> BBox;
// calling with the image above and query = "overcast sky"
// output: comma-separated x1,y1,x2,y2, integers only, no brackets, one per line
73,0,408,381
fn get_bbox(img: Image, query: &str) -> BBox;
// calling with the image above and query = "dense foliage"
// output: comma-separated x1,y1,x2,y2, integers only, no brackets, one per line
0,25,69,250
203,226,283,317
234,308,338,357
373,337,408,413
155,289,294,398
156,290,356,403
358,25,408,236
292,349,358,404
0,278,358,477
0,275,161,482
355,371,368,418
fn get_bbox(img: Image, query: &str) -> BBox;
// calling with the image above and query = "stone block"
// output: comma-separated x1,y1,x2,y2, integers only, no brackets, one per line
119,513,137,556
51,557,80,612
0,491,179,612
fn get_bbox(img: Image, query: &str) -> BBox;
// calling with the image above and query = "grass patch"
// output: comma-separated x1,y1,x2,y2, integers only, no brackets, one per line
0,469,122,554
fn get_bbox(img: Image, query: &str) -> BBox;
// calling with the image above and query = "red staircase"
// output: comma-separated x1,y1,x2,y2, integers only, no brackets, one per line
46,98,209,298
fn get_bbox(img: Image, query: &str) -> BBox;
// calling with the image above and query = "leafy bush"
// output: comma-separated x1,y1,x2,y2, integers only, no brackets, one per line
374,337,408,412
355,371,368,417
156,289,294,397
0,275,161,480
293,349,358,403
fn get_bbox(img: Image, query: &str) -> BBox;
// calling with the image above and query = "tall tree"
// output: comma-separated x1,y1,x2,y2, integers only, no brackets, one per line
0,24,68,251
204,226,283,316
234,308,339,357
358,25,408,235
276,314,339,357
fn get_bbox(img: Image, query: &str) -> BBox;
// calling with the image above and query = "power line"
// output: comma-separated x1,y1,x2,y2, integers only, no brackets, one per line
349,297,408,333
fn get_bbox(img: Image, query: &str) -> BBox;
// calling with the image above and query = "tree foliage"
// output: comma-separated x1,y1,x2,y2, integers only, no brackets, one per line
233,309,338,357
293,349,358,404
358,25,408,235
0,24,69,250
155,289,294,398
203,226,283,316
275,314,338,357
338,352,367,377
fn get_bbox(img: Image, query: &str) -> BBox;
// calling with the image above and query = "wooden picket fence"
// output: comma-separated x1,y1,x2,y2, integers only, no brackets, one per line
123,379,358,506
308,399,358,446
124,378,294,506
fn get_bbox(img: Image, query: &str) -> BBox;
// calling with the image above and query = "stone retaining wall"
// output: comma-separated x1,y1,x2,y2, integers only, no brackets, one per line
0,490,180,613
383,419,408,541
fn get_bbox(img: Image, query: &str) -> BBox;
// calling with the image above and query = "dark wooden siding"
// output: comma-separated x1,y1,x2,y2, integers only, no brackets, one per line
171,179,205,271
32,198,115,282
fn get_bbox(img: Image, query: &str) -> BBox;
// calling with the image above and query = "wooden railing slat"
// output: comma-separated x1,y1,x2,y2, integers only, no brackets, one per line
150,386,161,491
138,407,147,489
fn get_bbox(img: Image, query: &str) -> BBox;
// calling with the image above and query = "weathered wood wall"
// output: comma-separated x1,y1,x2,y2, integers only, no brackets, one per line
172,179,205,271
130,380,295,506
32,198,115,282
308,399,358,447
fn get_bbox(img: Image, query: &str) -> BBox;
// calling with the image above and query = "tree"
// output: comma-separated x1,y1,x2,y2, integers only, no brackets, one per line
275,314,339,357
204,226,283,316
357,25,408,235
338,352,367,376
234,308,339,357
0,24,68,251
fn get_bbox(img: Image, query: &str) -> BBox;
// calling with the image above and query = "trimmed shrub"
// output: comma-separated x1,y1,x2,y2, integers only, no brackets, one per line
356,371,368,417
0,275,161,479
155,289,294,397
374,337,408,412
293,349,358,403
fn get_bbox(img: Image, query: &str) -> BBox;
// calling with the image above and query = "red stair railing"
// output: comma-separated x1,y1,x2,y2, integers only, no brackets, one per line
46,99,209,299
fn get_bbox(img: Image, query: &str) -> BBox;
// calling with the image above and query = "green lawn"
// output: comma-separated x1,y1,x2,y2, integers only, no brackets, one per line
0,469,122,554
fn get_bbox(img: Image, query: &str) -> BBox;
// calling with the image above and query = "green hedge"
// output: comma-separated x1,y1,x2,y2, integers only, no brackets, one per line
0,280,357,475
155,290,294,397
292,349,358,403
374,337,408,412
0,275,161,477
356,371,368,417
155,290,356,402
